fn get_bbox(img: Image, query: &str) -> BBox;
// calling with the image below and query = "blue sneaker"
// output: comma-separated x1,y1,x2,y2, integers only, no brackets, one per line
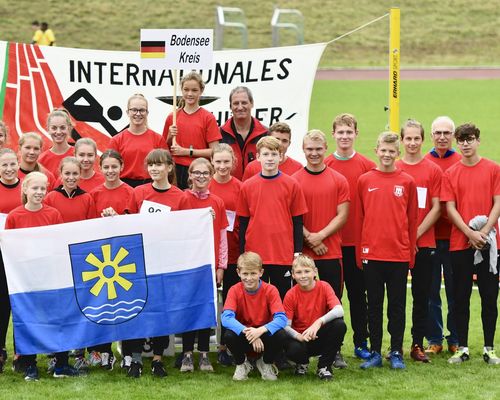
217,349,234,366
24,365,39,381
354,342,371,360
360,352,383,369
53,364,80,378
389,351,405,369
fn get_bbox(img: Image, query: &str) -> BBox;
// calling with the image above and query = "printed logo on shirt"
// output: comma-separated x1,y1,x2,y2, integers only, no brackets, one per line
362,247,369,254
284,270,291,277
368,187,379,192
393,185,404,197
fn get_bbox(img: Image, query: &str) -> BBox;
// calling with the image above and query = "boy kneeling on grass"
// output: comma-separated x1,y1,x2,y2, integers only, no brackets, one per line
283,255,347,381
221,252,288,381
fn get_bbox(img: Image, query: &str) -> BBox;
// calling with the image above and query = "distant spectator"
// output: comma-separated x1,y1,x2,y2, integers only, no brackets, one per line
32,22,55,46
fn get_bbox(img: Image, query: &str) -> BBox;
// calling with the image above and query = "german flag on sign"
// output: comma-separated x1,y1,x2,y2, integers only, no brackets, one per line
140,41,165,59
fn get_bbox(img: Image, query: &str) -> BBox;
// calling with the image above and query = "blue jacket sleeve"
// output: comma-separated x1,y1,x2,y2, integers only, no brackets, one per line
221,309,246,336
264,311,287,335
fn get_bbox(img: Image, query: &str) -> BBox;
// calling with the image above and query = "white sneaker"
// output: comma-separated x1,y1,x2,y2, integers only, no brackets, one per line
256,358,278,381
232,359,253,381
121,355,132,369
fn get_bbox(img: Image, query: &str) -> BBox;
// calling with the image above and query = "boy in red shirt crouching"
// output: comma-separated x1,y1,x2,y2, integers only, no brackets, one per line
283,255,346,381
221,252,288,381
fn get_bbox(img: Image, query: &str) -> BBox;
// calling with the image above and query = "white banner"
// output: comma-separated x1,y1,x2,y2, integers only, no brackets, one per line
0,41,326,162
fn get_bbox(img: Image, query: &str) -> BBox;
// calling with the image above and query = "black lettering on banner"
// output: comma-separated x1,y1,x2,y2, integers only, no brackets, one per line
148,207,161,213
126,64,140,86
255,107,284,126
229,62,244,84
67,57,292,86
278,58,291,79
245,61,258,83
261,59,276,81
110,63,123,85
95,62,106,84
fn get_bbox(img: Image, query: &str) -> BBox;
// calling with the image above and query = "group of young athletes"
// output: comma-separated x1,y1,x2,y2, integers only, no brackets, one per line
0,71,499,383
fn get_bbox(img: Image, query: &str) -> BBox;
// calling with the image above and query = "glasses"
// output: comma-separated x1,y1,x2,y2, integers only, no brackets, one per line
457,137,476,145
433,131,452,137
128,108,148,115
191,170,211,178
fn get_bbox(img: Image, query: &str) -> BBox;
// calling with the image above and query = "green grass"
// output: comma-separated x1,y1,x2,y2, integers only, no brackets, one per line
0,287,497,400
1,0,500,67
309,79,500,162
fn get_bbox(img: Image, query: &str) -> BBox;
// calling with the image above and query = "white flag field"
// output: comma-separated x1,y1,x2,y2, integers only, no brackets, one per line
0,40,326,162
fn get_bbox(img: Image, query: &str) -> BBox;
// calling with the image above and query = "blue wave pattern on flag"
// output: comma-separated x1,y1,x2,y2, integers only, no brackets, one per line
0,210,217,355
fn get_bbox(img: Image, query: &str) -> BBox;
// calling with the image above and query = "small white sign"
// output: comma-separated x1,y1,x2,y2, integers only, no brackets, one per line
226,210,236,232
140,29,213,70
140,200,171,214
417,187,427,209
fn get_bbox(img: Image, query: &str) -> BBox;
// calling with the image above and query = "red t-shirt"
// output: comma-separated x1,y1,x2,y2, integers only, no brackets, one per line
0,180,22,213
108,129,166,180
223,281,284,328
18,166,57,191
5,205,63,229
55,172,105,194
441,158,500,251
178,191,229,269
292,167,350,259
44,188,97,222
242,156,303,181
356,168,418,266
325,152,376,246
208,177,242,264
162,108,221,167
396,158,442,248
91,183,137,216
133,183,184,211
283,280,341,333
237,173,308,265
38,147,75,178
425,151,461,240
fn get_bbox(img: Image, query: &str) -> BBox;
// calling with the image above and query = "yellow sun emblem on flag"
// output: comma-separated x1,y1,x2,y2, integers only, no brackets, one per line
82,244,136,300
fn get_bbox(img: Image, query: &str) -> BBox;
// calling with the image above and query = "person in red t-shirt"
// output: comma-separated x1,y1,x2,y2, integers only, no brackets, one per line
283,255,346,381
18,132,57,191
91,150,137,217
163,72,221,189
72,138,104,193
5,172,79,381
396,120,442,363
178,158,228,373
44,157,97,222
134,149,183,213
237,136,308,300
109,94,166,188
0,148,22,371
219,86,268,180
242,122,302,181
221,252,287,381
424,116,461,355
324,113,375,361
39,109,75,178
357,132,418,370
293,130,349,298
208,143,242,366
441,123,500,365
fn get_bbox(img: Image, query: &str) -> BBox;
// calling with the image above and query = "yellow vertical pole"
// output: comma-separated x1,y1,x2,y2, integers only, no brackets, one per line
389,7,400,133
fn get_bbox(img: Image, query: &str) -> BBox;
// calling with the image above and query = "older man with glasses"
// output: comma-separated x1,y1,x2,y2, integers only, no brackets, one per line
423,116,461,356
